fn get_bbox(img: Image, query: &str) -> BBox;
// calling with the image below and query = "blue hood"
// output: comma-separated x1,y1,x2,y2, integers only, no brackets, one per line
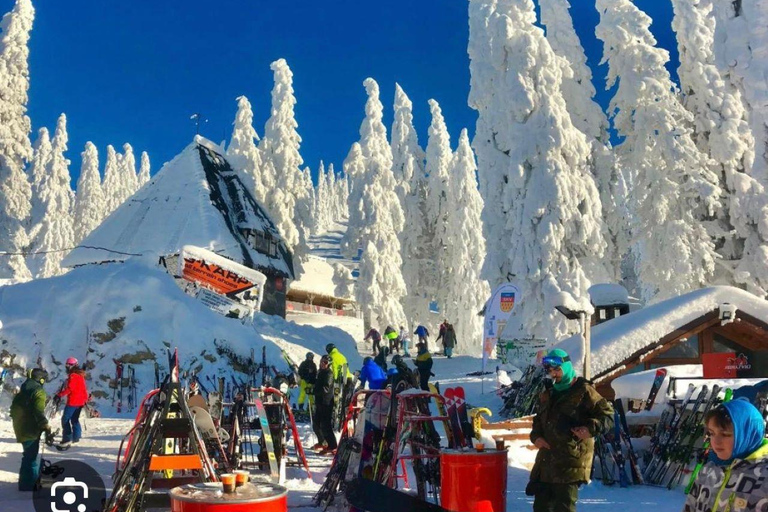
708,398,766,465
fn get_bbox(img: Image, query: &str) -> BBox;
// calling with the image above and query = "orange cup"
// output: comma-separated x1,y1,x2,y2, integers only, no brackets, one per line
221,473,236,493
234,470,249,487
475,443,486,452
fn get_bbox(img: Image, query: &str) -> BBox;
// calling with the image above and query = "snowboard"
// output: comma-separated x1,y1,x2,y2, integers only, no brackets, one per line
644,369,668,411
254,397,279,480
190,405,229,469
345,477,449,512
207,391,223,423
333,363,348,431
188,394,208,411
429,383,455,448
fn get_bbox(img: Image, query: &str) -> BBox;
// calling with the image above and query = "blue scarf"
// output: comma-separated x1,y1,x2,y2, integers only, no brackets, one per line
547,349,576,392
708,398,766,466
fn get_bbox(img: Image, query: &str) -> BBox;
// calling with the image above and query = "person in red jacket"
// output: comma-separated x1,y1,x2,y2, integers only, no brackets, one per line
55,357,88,446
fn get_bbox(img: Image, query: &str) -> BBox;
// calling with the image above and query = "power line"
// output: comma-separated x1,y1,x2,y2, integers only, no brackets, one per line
0,245,143,257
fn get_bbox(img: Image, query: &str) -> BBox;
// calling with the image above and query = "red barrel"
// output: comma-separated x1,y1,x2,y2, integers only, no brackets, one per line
441,449,508,512
170,482,288,512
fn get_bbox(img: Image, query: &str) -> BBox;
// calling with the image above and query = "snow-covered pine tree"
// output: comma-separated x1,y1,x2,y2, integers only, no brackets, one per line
27,127,52,232
349,78,408,328
137,151,151,188
468,0,607,341
337,169,350,219
259,59,307,271
391,84,430,320
540,0,623,281
712,0,768,187
26,113,75,278
596,0,721,303
332,262,355,299
312,161,329,232
120,143,139,199
672,0,768,297
101,145,122,214
227,95,266,204
0,0,34,281
440,129,490,354
73,142,106,243
325,163,338,221
341,142,367,258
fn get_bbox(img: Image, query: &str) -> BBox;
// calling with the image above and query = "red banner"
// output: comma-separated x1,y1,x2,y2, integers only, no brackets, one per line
182,258,255,296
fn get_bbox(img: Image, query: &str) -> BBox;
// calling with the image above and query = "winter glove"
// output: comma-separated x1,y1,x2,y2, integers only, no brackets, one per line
52,395,61,408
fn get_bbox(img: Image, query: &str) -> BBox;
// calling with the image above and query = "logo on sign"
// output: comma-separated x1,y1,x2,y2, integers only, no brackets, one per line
500,292,515,313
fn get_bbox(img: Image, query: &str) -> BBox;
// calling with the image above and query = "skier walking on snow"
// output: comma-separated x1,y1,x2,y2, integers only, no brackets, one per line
297,352,317,411
10,368,54,491
54,357,88,447
684,399,768,512
313,355,337,455
364,327,382,356
374,346,389,372
413,343,433,391
359,357,387,390
414,324,430,346
442,323,457,358
528,349,614,512
399,326,411,357
435,320,449,355
384,326,399,354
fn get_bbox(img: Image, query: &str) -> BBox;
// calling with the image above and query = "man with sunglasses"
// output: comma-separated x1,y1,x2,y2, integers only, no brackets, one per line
527,349,614,512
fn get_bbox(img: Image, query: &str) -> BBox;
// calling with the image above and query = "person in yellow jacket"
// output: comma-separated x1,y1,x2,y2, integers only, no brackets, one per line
683,399,768,512
325,343,352,381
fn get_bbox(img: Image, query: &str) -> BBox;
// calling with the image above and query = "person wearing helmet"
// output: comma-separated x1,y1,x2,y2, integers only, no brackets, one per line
384,326,399,354
325,343,352,381
359,356,387,390
364,327,382,356
414,343,433,391
55,357,88,447
10,368,54,491
298,352,317,411
374,345,389,372
313,355,337,455
390,354,418,388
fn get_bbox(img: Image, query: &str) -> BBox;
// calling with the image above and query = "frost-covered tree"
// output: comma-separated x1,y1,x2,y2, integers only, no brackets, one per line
228,95,266,204
332,262,355,299
468,0,607,341
347,78,408,328
259,59,307,269
0,0,34,281
312,161,331,232
325,163,339,221
712,0,768,187
391,84,430,319
424,99,453,298
27,127,52,231
137,151,151,188
337,169,350,219
101,145,122,214
73,142,106,243
596,0,721,303
26,113,75,278
672,0,768,297
540,0,624,280
120,143,139,198
341,142,367,258
440,129,490,354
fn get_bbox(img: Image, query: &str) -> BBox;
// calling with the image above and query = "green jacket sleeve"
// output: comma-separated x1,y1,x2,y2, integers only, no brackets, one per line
583,385,614,437
530,394,544,444
32,388,50,432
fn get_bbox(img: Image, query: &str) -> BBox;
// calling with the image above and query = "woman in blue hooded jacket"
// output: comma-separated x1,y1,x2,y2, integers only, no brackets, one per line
683,398,768,512
359,357,387,390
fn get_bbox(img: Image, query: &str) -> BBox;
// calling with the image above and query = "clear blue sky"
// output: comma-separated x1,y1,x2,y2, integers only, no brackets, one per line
10,0,677,186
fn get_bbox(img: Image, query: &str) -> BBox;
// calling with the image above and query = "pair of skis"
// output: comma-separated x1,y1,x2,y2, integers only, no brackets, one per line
443,386,473,448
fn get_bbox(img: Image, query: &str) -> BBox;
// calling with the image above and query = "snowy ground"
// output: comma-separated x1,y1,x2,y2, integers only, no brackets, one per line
0,355,688,512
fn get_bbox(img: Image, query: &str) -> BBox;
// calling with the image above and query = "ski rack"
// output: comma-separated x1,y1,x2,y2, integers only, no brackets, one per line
386,391,450,500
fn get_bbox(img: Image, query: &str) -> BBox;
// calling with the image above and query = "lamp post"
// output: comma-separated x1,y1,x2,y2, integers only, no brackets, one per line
555,305,591,380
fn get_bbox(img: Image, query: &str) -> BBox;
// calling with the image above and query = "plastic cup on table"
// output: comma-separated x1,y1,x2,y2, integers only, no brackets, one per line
234,470,249,487
221,473,236,493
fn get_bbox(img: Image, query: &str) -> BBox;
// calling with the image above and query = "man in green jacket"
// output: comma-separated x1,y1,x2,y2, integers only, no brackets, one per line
528,349,614,512
10,368,54,491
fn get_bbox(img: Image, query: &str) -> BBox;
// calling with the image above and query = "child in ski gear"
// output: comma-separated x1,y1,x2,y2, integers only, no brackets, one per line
298,352,317,410
384,326,399,354
313,355,338,454
528,349,614,512
414,324,429,345
442,323,457,358
10,368,54,491
374,346,389,372
414,343,434,391
683,399,768,512
359,357,387,390
364,328,382,355
56,357,88,446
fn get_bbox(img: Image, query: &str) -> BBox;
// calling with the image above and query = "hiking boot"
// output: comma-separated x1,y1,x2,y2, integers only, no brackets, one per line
319,447,337,456
311,442,325,450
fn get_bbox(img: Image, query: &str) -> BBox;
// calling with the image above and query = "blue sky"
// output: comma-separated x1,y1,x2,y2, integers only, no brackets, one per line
11,0,677,186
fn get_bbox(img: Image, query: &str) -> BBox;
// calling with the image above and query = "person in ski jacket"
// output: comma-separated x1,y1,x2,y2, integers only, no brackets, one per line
442,323,457,358
55,357,88,446
10,368,54,491
325,343,352,382
359,357,387,390
400,326,412,358
683,399,768,512
384,326,399,354
364,328,382,355
435,320,449,353
414,343,434,391
390,355,418,389
374,346,389,372
414,324,430,345
528,349,614,512
297,352,317,410
312,355,338,454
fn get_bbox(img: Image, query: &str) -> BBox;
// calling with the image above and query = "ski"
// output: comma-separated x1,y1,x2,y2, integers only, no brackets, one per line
444,388,466,448
254,397,279,480
429,383,455,448
610,406,630,487
454,387,474,443
645,368,668,411
614,398,643,484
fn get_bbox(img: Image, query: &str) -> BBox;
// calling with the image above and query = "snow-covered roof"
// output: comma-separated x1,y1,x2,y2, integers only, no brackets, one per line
557,286,768,381
288,255,350,300
588,283,629,307
62,137,294,278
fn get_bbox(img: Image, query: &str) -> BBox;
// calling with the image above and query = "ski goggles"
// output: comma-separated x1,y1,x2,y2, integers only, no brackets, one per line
542,355,570,370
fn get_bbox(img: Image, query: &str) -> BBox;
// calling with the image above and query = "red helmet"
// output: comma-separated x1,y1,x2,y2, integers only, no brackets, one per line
65,357,78,367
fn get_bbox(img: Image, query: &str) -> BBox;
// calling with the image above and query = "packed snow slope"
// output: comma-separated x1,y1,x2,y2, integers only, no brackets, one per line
0,258,361,414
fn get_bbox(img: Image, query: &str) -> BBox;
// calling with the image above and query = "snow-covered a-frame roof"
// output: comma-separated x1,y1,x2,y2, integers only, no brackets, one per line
557,286,768,382
62,136,294,279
